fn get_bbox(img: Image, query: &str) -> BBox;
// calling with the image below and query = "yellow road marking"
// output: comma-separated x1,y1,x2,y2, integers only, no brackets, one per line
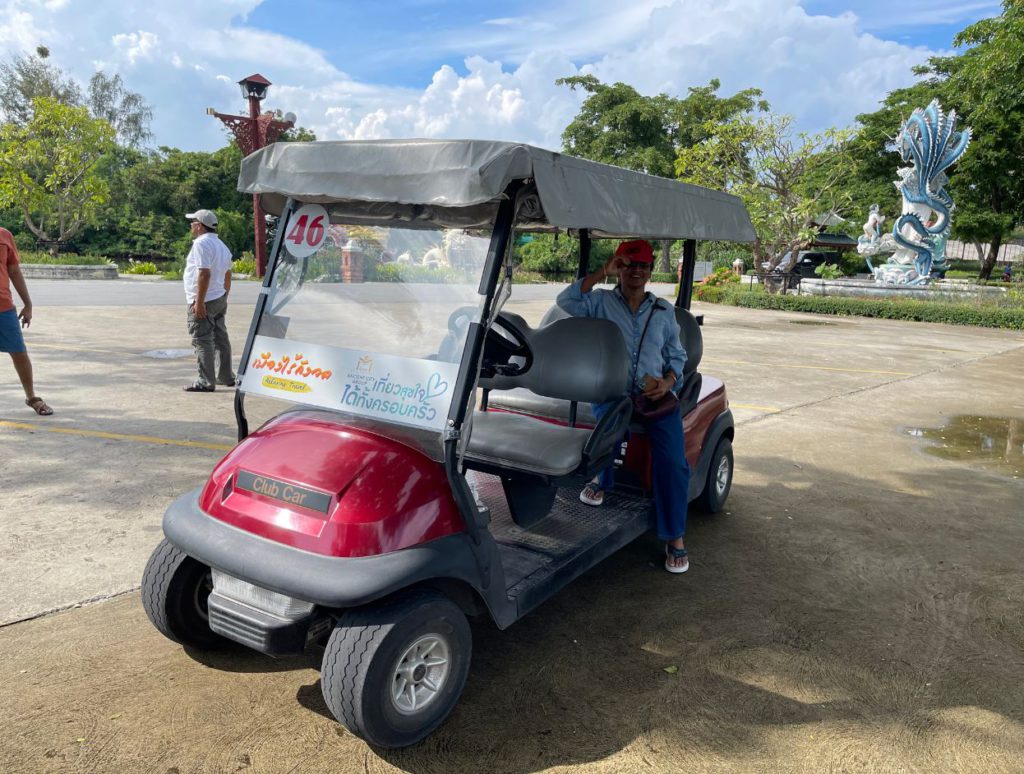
703,357,912,377
0,420,233,451
730,403,781,413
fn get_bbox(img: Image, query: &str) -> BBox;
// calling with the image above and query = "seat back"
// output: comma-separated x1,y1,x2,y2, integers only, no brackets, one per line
496,317,628,402
675,306,703,415
676,307,702,375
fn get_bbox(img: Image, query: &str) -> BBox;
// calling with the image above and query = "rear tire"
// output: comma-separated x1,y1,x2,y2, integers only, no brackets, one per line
698,437,733,513
321,590,471,748
141,539,225,649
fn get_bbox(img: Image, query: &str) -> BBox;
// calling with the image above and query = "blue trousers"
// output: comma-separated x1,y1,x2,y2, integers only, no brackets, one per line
592,402,690,541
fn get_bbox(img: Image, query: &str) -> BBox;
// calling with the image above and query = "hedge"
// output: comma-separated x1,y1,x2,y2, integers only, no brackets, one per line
17,251,114,266
695,286,1024,329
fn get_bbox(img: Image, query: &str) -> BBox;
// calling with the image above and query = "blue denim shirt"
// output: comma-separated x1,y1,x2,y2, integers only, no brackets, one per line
556,279,686,394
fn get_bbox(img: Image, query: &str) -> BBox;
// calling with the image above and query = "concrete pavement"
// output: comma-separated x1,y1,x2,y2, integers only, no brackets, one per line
1,280,1022,772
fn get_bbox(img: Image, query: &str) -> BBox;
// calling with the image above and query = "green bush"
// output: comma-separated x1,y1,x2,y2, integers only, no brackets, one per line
123,259,158,275
233,252,256,277
703,267,741,287
17,251,114,266
695,285,1024,329
839,252,868,276
374,263,473,284
814,263,845,279
162,257,185,280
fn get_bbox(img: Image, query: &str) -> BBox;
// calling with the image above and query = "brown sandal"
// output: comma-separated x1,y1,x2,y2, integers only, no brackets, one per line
26,397,53,416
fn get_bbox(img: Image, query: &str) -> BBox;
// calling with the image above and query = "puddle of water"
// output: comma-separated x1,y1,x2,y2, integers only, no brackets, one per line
788,320,833,326
142,349,193,359
905,416,1024,479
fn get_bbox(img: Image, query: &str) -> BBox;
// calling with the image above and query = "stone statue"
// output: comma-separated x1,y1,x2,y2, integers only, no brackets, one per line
859,101,971,285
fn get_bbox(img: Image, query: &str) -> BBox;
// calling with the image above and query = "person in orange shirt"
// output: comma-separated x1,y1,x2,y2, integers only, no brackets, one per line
0,228,52,415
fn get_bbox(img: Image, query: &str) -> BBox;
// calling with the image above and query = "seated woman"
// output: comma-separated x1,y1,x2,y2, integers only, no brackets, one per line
556,240,691,574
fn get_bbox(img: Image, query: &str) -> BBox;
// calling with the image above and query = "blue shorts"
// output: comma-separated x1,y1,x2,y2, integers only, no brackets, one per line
0,308,26,353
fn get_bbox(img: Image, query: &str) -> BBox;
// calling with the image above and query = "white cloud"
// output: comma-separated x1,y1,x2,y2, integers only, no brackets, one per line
111,30,160,65
0,0,966,154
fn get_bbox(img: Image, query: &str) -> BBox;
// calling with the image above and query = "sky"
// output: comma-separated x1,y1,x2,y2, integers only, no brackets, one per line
0,0,1002,153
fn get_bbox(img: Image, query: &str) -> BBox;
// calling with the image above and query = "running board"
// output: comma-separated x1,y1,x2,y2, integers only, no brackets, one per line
469,473,651,621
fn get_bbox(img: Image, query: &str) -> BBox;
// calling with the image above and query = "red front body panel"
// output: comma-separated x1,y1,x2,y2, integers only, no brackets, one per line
199,411,463,558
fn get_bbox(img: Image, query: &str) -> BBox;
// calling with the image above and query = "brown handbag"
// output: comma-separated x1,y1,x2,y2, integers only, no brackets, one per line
630,303,679,423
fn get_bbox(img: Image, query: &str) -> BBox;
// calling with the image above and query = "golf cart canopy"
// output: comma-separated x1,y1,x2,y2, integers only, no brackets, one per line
238,139,755,242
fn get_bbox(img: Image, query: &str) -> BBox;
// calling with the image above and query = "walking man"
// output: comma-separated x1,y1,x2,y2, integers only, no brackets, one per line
183,209,236,392
0,227,52,415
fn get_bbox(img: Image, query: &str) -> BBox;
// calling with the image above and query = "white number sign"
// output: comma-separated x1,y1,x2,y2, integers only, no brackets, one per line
283,203,329,258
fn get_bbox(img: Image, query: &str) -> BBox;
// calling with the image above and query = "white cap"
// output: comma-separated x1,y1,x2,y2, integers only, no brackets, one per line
186,209,218,229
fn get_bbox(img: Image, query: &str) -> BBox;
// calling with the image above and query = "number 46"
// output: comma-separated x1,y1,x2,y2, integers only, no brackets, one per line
286,214,325,247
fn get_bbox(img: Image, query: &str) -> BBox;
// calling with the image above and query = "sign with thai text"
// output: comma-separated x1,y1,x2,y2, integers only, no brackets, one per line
240,335,457,431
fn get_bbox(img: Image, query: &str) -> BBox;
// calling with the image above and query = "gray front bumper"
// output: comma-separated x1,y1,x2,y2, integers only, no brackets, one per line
162,488,482,609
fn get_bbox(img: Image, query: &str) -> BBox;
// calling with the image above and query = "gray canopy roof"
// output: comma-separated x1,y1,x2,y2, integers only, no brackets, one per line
237,139,755,242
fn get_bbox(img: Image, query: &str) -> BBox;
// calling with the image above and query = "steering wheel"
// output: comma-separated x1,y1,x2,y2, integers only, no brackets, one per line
485,312,533,377
446,306,533,377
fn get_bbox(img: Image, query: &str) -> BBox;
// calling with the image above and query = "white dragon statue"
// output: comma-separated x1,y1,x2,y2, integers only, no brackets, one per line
857,100,971,285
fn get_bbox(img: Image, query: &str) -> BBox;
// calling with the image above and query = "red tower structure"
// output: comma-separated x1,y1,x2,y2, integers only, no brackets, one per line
208,74,294,277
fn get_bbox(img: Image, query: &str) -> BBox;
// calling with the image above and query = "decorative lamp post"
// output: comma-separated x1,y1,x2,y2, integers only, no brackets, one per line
207,74,296,276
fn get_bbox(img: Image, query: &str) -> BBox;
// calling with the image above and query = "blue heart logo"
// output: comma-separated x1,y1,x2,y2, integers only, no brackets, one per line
425,372,449,400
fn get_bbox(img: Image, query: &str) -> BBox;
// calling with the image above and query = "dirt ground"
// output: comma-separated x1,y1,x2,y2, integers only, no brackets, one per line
1,285,1023,773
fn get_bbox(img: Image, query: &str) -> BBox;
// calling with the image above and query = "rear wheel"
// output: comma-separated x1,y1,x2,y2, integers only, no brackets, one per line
141,539,225,649
321,590,471,748
698,437,733,513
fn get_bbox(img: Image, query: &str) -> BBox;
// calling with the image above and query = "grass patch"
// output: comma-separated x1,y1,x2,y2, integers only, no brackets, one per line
695,284,1024,330
18,251,113,266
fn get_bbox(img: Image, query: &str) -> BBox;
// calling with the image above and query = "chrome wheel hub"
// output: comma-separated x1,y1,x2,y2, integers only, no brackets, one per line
390,634,451,715
715,456,731,495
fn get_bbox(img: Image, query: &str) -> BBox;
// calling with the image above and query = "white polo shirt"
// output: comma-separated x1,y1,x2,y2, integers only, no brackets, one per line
183,232,232,304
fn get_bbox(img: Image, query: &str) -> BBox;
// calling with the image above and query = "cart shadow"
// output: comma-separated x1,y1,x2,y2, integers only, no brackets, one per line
183,644,319,674
287,455,1023,773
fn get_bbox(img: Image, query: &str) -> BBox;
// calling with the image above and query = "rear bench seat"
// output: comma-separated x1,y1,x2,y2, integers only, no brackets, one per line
486,304,705,426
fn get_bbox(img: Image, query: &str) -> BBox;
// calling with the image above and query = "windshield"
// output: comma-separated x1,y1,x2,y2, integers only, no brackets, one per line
240,222,492,459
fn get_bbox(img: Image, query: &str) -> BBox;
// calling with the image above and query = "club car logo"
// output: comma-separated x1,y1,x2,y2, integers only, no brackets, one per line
250,351,333,394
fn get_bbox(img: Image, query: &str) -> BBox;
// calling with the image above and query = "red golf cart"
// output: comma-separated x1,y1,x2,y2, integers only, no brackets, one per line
141,140,755,747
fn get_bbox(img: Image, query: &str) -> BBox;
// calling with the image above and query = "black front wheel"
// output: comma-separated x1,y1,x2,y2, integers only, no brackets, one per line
698,437,733,513
320,590,471,748
141,539,225,649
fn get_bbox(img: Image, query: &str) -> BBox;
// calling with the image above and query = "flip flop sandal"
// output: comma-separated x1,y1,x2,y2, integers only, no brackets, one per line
665,544,689,574
25,397,53,416
579,482,605,507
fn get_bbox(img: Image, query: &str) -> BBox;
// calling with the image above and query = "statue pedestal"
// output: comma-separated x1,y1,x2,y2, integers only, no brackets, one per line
340,244,365,283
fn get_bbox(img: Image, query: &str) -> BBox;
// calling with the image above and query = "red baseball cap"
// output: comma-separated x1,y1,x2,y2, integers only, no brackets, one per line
614,239,654,264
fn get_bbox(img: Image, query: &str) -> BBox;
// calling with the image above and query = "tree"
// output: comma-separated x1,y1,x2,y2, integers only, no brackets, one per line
557,75,767,269
0,47,80,126
0,48,152,148
675,114,853,272
87,71,153,148
914,1,1024,279
0,97,116,247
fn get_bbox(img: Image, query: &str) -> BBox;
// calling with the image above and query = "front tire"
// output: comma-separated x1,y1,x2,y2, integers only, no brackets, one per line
141,539,225,649
321,590,471,748
699,437,733,513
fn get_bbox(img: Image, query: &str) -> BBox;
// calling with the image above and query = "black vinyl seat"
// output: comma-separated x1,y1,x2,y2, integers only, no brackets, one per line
487,303,704,425
465,317,632,479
